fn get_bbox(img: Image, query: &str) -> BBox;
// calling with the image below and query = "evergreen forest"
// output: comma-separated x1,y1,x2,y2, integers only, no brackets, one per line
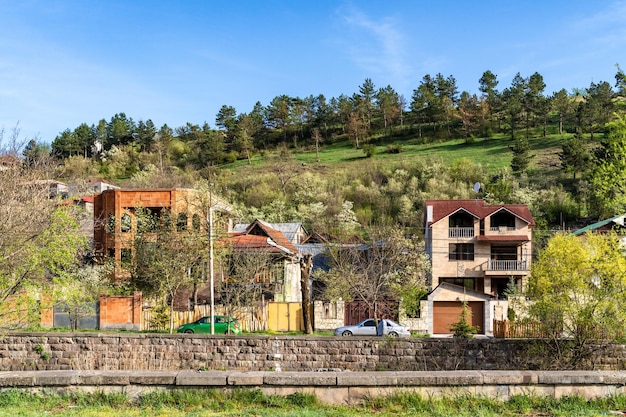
36,67,626,241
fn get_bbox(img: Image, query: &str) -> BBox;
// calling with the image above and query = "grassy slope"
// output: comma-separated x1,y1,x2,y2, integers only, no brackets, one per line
221,131,575,185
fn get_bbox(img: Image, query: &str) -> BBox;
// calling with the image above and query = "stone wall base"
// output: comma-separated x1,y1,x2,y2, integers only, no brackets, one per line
1,370,625,405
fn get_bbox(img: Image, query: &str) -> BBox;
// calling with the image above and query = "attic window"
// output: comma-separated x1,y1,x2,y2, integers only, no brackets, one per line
491,211,515,228
449,212,474,228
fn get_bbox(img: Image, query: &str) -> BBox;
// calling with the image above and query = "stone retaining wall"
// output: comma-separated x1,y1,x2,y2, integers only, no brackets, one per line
1,370,626,405
2,333,626,372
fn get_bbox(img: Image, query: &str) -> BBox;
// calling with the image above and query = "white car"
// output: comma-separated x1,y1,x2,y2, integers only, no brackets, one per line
334,318,411,337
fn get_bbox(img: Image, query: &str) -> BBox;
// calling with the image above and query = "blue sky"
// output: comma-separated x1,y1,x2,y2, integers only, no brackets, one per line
1,0,625,143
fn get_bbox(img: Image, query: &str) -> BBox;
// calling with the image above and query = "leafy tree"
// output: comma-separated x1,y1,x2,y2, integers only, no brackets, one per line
22,139,51,167
410,74,437,139
478,70,500,134
135,119,157,152
347,111,366,149
560,133,590,180
524,72,546,138
579,81,614,139
131,207,207,333
52,124,93,159
358,78,377,129
616,64,626,96
457,91,483,140
265,95,293,142
501,73,526,140
510,136,533,175
53,263,110,331
376,85,400,136
435,73,459,138
450,301,478,338
315,227,429,321
591,113,626,217
527,232,626,368
215,105,237,131
0,186,89,327
551,89,576,135
218,249,274,331
106,113,136,149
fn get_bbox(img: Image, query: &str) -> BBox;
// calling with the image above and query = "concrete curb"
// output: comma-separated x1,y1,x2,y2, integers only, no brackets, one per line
1,370,625,405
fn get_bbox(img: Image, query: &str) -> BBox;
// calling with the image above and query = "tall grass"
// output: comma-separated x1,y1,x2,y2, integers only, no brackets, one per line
0,389,624,416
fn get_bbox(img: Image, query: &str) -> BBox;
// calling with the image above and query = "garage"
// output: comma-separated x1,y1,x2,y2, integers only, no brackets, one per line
433,301,484,334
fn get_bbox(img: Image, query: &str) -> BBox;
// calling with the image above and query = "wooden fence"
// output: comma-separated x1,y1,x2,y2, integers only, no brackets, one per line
142,304,267,332
493,320,548,338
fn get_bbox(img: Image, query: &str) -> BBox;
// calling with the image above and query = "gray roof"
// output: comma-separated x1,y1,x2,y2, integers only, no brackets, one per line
233,222,306,244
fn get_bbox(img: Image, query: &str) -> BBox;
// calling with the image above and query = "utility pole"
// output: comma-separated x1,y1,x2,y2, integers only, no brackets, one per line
209,184,215,335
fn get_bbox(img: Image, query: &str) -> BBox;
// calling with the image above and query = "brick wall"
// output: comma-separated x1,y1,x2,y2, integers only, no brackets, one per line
2,333,625,372
99,292,142,331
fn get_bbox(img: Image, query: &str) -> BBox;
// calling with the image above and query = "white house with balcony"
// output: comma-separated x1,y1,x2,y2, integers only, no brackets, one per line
422,199,535,336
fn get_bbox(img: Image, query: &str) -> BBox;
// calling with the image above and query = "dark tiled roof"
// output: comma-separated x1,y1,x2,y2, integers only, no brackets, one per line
425,199,535,227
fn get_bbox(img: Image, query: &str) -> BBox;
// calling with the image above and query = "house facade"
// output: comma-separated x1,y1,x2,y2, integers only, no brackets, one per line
93,188,231,280
423,199,535,336
226,219,302,303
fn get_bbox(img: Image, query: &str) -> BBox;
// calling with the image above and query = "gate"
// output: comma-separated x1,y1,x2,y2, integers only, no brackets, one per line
344,301,399,325
267,302,303,332
53,302,99,330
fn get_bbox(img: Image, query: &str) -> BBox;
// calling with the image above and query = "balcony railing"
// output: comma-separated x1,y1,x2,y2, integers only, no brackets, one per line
488,259,528,271
448,227,474,238
489,226,516,233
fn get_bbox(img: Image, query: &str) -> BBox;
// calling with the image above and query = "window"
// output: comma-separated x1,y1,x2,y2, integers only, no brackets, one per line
449,243,474,261
107,213,115,234
121,211,132,233
491,211,515,228
192,213,201,230
176,213,188,232
491,245,517,261
121,248,132,265
441,277,476,291
449,212,474,227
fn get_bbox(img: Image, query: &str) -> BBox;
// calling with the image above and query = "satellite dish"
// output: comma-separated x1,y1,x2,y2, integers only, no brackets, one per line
473,182,481,193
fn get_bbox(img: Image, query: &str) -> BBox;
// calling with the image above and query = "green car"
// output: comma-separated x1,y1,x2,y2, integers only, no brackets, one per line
177,315,241,334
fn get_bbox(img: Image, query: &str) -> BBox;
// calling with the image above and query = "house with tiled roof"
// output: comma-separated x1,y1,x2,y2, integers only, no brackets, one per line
423,199,535,336
226,219,301,302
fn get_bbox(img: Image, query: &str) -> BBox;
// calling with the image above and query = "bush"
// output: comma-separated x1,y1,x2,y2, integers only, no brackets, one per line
362,144,376,158
386,144,404,154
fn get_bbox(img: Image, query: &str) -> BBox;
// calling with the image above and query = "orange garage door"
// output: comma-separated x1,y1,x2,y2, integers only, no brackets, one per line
433,301,484,334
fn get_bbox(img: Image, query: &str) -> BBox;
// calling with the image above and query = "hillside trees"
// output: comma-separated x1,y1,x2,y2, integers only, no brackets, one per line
376,85,401,136
551,89,576,135
478,70,500,134
501,73,526,140
578,81,614,139
409,74,459,140
590,112,626,217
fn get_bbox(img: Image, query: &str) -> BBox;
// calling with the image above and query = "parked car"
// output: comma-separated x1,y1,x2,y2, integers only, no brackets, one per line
177,315,241,334
334,318,411,337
